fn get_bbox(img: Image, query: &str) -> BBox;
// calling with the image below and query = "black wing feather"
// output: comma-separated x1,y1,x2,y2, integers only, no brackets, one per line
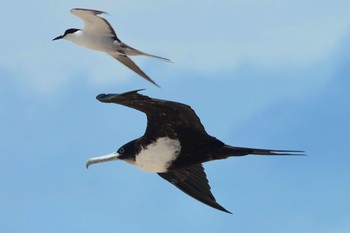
96,90,207,139
158,164,231,214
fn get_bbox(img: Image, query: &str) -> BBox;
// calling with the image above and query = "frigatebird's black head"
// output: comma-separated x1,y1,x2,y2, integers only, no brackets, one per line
52,28,80,41
116,140,139,161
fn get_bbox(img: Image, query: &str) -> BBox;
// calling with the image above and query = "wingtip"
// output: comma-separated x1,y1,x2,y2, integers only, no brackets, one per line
226,210,233,215
96,89,146,102
152,81,161,88
96,93,108,101
163,58,173,63
70,8,107,15
220,207,233,214
212,202,232,214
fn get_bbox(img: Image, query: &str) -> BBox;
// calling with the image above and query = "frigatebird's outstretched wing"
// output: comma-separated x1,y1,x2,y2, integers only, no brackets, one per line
96,90,211,140
158,164,231,214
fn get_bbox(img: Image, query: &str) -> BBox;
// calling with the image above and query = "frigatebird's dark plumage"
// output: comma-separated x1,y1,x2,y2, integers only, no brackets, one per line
86,89,304,214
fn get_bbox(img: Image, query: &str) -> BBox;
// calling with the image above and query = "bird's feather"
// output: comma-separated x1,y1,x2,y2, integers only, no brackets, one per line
158,164,231,214
108,53,160,87
96,90,209,140
70,8,119,40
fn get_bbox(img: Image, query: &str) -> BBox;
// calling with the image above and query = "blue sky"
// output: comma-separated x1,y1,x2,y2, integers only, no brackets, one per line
1,1,350,232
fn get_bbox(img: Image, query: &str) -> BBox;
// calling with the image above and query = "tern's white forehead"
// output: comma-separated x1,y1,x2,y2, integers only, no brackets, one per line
133,137,181,173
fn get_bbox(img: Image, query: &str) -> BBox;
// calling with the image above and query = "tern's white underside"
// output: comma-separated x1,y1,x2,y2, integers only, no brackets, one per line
65,30,117,52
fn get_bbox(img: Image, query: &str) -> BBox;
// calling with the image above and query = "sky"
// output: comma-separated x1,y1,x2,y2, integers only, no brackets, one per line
1,1,350,232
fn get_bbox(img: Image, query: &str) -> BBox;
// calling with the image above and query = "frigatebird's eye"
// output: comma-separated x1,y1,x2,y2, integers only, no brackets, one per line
118,147,124,154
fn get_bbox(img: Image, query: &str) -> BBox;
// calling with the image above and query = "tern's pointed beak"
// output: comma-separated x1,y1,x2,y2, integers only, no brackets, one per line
86,152,120,169
52,35,64,41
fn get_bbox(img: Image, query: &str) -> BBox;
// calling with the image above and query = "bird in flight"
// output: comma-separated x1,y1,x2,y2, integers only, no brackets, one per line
86,90,303,214
53,8,171,87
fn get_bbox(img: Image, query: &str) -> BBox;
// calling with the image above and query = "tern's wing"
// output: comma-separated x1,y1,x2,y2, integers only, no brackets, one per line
70,8,119,39
108,53,160,87
158,164,231,214
118,42,172,62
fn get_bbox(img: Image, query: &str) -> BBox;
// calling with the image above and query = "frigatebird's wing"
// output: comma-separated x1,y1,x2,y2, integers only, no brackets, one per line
96,89,212,140
158,164,231,214
70,8,120,41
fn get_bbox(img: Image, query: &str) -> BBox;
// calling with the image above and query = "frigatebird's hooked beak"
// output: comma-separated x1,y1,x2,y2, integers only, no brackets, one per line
86,152,120,169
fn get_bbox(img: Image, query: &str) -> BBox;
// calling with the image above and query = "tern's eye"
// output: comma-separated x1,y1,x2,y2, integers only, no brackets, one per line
118,147,125,154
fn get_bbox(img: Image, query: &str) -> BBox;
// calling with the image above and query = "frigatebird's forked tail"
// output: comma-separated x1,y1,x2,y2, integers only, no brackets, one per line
217,145,305,159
